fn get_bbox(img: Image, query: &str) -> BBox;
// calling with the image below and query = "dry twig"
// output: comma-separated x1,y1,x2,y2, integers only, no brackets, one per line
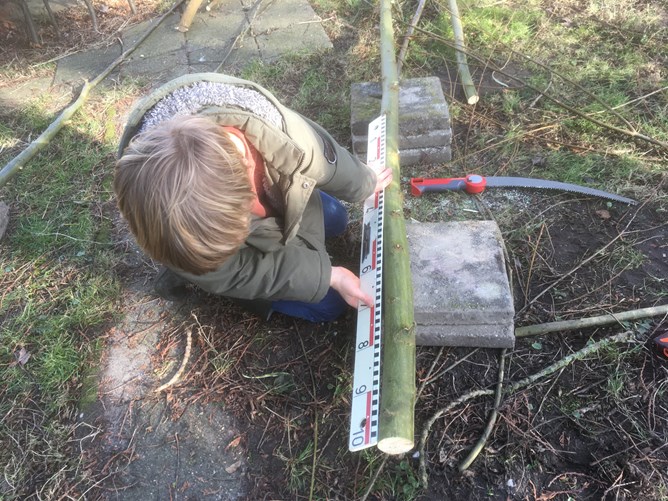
458,348,506,471
155,328,193,393
419,330,634,487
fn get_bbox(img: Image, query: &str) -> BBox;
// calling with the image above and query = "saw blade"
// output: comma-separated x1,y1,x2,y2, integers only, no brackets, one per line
484,177,637,205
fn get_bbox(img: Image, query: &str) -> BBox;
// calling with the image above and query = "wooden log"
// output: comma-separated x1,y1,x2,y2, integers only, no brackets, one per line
377,0,417,456
177,0,204,32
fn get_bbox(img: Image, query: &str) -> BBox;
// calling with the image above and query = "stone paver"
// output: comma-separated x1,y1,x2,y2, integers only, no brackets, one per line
407,220,515,348
351,77,452,165
52,0,334,88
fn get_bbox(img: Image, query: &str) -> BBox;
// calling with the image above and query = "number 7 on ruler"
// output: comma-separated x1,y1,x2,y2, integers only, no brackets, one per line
349,115,386,451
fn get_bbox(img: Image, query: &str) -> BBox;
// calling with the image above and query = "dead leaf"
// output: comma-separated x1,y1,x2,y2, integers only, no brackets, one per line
225,460,242,474
225,436,242,451
16,347,31,366
595,209,611,220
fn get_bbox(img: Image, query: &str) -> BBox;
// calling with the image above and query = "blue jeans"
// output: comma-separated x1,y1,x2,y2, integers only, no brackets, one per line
271,191,349,322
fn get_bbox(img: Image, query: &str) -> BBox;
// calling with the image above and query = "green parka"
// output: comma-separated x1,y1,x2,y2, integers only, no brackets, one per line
118,73,376,303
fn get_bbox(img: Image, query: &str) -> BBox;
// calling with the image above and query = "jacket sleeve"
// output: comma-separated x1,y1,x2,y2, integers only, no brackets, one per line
180,241,332,303
300,116,377,203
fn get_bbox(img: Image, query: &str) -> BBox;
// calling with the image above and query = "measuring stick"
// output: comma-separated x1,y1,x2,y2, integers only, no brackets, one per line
349,115,386,451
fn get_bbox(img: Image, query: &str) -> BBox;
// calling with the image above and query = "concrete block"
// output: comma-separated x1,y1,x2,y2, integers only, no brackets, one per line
406,220,515,348
351,77,450,136
121,14,185,57
351,77,451,167
398,146,452,165
352,129,452,154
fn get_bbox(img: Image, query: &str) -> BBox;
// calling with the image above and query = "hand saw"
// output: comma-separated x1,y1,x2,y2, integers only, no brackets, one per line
410,174,637,205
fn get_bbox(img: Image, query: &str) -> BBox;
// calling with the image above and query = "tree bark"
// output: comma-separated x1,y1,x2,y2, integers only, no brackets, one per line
377,0,416,456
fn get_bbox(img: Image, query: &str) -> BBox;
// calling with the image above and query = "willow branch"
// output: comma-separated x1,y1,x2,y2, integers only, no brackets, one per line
397,0,427,77
419,331,633,487
448,0,479,104
516,304,668,337
0,0,185,188
377,0,417,456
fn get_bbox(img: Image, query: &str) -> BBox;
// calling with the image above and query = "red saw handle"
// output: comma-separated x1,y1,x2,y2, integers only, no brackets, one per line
410,175,487,197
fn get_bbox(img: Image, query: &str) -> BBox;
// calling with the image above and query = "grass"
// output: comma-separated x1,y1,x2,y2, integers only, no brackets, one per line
0,85,137,497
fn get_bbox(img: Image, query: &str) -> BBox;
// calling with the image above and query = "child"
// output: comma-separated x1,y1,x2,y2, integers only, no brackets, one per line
114,73,392,322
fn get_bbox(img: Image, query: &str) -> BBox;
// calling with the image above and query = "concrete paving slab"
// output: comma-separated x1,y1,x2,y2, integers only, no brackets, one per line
53,43,121,85
121,13,185,58
255,23,332,62
351,77,451,166
406,220,515,348
252,0,333,60
416,323,515,348
352,129,452,154
0,76,60,109
121,49,189,85
185,2,246,68
253,0,329,30
351,77,451,136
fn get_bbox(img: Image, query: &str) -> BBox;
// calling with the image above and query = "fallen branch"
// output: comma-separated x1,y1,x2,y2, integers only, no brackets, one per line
448,0,479,104
155,327,193,392
419,330,634,487
516,304,668,338
458,348,506,471
397,0,427,77
0,0,185,189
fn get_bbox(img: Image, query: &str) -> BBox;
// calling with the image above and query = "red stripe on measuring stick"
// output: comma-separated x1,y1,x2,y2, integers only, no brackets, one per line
369,305,375,345
372,239,377,269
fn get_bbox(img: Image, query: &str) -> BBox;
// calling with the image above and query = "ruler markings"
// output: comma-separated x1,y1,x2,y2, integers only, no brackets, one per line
349,115,386,451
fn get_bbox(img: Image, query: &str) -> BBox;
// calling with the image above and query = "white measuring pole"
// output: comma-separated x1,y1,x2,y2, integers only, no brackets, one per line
349,115,386,451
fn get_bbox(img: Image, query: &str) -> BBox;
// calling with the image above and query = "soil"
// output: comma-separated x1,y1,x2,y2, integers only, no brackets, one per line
2,2,667,500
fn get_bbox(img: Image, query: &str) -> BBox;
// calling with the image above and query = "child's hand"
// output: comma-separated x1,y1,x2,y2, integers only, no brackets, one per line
330,266,373,308
374,167,393,193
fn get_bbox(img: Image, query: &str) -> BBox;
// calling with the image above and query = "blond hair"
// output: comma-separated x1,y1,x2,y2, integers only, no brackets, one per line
114,115,254,275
